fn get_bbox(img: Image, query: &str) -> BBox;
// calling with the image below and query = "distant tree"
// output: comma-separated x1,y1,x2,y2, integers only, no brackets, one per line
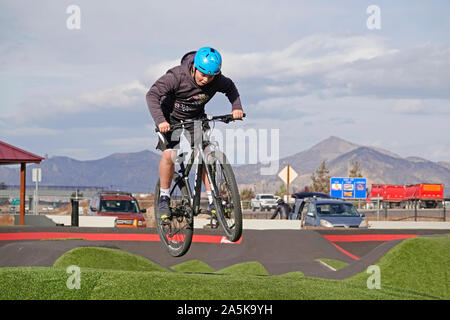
239,188,255,209
70,190,83,199
349,161,363,178
311,160,331,193
240,188,255,200
274,184,287,198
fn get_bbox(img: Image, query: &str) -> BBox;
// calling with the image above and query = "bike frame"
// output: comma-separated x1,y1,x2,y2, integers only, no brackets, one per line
170,121,219,216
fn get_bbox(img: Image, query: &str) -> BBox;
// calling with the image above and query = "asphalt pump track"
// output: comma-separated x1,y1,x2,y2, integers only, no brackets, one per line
0,226,448,279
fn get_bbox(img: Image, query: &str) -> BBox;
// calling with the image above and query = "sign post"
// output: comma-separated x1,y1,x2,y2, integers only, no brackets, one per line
370,196,383,220
278,165,298,203
32,168,42,215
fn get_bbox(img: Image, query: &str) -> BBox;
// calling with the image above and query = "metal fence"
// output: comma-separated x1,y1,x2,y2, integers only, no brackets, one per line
0,193,447,222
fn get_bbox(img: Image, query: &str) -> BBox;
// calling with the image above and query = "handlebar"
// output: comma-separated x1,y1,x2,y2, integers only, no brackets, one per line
155,113,246,133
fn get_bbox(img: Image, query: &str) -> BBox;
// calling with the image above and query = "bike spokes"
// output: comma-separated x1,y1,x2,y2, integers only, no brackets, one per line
155,180,193,257
208,151,242,242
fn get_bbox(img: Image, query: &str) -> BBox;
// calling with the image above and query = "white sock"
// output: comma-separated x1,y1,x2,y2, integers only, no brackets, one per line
207,191,213,204
160,188,170,198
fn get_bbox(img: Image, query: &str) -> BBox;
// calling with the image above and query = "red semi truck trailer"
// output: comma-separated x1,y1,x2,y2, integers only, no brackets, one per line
369,184,406,208
369,183,444,208
405,183,444,208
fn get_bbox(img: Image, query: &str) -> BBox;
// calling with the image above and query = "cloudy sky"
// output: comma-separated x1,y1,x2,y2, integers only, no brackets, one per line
1,0,449,164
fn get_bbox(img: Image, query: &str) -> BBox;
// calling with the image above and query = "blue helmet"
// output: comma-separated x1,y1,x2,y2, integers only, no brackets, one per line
194,47,222,75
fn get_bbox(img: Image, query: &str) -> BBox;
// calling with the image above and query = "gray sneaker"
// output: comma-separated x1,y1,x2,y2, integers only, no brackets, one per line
159,196,171,219
209,202,216,215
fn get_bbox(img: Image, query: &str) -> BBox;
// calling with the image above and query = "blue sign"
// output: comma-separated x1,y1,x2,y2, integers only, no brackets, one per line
330,177,367,199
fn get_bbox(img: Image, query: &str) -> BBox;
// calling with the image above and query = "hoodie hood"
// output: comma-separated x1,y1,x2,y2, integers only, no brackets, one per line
181,51,196,69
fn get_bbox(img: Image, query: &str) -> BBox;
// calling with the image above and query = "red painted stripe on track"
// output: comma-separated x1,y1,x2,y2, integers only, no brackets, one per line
328,242,360,260
322,234,419,242
0,232,242,244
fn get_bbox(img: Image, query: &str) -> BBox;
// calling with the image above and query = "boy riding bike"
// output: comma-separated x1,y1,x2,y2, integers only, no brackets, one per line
146,46,244,218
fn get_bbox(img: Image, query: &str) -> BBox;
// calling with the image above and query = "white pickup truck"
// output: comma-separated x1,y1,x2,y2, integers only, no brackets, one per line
251,194,278,212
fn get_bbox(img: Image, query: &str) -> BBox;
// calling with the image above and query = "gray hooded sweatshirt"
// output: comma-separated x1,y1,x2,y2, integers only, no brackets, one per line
146,51,242,126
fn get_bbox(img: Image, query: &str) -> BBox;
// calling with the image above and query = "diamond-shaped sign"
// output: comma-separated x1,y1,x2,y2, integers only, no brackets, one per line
278,165,298,184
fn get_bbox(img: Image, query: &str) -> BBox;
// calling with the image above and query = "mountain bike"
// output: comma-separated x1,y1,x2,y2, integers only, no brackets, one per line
154,113,245,257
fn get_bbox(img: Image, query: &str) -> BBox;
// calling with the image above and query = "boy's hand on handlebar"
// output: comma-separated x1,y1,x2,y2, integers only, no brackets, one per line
158,121,171,133
232,109,244,120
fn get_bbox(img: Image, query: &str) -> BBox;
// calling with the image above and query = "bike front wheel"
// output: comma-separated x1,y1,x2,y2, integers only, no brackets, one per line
207,150,243,242
154,176,193,257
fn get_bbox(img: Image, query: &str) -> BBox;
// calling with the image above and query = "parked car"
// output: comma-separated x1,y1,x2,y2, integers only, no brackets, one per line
291,194,365,228
251,194,277,211
87,191,147,228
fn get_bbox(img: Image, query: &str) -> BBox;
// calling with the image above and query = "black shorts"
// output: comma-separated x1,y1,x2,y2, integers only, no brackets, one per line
156,115,210,152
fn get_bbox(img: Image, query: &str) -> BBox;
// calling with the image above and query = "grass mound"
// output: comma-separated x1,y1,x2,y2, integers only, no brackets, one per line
349,234,450,299
53,247,169,273
171,260,215,273
216,262,269,276
0,266,426,300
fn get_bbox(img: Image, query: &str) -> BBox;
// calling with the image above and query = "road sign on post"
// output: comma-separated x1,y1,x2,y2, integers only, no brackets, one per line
278,165,298,203
330,177,367,199
32,168,42,215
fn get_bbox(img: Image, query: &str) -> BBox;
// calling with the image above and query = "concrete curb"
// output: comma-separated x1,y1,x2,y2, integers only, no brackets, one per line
12,215,117,228
194,218,301,230
368,221,450,229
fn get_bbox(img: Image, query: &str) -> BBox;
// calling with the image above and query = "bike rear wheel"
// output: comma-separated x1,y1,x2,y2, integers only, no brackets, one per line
154,176,193,257
207,151,242,242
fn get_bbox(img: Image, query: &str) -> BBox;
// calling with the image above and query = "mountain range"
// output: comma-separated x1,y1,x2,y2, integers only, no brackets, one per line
1,136,449,196
233,136,450,196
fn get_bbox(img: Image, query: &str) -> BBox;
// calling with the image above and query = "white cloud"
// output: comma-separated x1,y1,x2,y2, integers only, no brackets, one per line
223,33,394,81
6,126,60,137
326,42,450,99
10,80,147,124
144,58,180,83
76,81,147,108
393,100,424,114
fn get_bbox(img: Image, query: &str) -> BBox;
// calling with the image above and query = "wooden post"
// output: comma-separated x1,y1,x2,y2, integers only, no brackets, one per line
287,165,290,204
20,163,26,226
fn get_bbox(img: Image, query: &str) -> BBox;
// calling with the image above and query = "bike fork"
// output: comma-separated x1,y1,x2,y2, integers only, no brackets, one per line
192,162,203,215
200,149,221,203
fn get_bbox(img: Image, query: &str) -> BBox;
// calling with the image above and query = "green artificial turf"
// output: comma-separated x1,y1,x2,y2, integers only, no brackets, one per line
171,260,216,273
0,235,448,300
